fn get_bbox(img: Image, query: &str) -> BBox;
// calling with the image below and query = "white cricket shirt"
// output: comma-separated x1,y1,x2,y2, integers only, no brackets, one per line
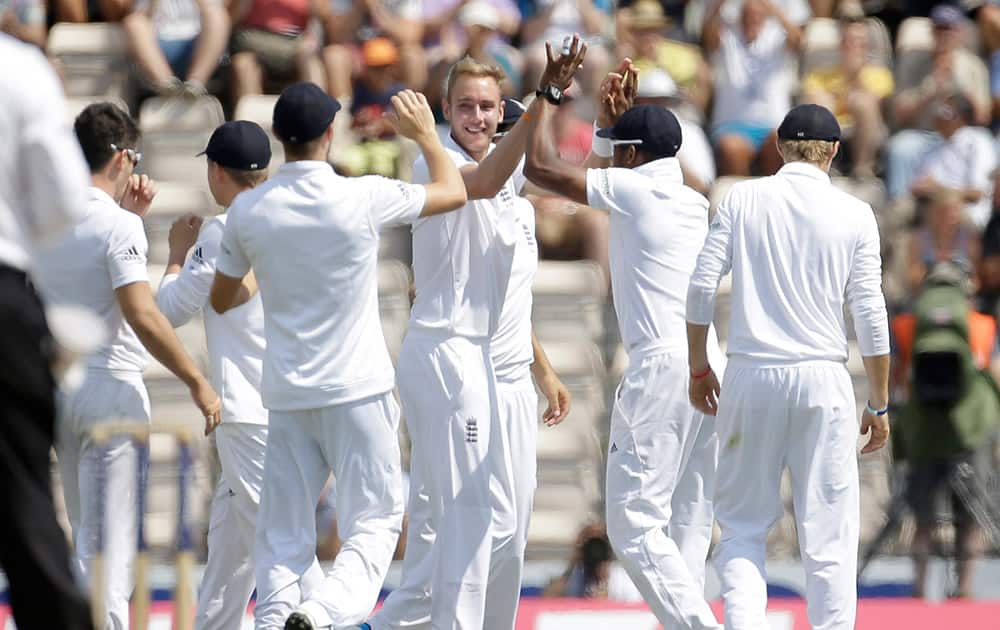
0,34,89,272
491,195,538,383
36,188,150,373
687,162,890,365
157,214,267,425
216,161,426,411
586,158,710,356
409,135,517,340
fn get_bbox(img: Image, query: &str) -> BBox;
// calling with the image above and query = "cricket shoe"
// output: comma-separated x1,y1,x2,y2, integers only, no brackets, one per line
284,601,335,630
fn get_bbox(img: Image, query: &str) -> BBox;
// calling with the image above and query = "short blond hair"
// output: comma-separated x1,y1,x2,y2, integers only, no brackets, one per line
444,56,506,103
223,166,268,188
777,139,838,165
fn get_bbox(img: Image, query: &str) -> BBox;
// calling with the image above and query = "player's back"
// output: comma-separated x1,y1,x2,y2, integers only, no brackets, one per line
722,163,878,364
221,161,395,411
37,188,149,372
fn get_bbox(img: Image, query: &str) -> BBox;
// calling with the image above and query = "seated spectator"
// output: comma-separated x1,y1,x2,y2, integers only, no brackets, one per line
424,1,525,116
46,0,130,23
634,68,716,195
519,0,613,97
975,1,1000,124
703,0,802,176
906,188,981,295
977,174,1000,315
619,0,712,118
542,522,643,601
229,0,323,103
800,18,893,177
339,38,405,176
122,0,229,96
910,93,996,228
615,0,688,43
1,0,46,48
421,0,521,66
886,4,990,201
323,0,426,96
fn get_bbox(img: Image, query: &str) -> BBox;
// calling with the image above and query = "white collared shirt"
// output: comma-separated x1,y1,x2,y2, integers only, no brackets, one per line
711,19,794,129
216,161,426,411
36,187,150,372
687,162,890,364
490,195,537,383
157,214,267,425
0,34,90,272
586,158,712,356
409,135,518,339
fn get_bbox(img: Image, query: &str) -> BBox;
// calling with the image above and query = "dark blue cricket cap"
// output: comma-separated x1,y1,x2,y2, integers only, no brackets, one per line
596,105,682,158
272,82,341,144
496,98,526,136
198,121,271,170
777,104,841,142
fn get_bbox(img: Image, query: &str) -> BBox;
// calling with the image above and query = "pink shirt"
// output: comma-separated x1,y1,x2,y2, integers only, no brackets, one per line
240,0,309,36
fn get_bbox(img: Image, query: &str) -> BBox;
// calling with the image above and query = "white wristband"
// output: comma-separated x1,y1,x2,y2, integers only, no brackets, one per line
591,121,613,158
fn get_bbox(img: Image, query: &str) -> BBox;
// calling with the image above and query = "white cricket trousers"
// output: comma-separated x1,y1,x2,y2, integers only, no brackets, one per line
56,369,149,630
714,361,860,630
196,423,268,630
604,348,721,630
372,375,537,630
253,393,404,629
377,330,498,630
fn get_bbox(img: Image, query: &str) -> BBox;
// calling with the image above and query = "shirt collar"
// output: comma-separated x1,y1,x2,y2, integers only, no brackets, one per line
445,133,493,163
634,157,683,183
776,161,831,183
276,160,337,178
88,186,117,207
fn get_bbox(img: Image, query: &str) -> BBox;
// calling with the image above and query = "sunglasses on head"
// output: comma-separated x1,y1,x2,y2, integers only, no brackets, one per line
110,143,142,166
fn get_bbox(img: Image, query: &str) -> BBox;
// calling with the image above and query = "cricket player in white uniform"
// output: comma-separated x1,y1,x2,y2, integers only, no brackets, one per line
209,83,467,630
368,96,571,630
36,103,221,630
523,71,724,628
686,104,891,630
154,121,272,629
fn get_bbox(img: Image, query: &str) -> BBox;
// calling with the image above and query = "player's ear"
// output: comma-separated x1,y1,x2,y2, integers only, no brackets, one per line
442,98,452,122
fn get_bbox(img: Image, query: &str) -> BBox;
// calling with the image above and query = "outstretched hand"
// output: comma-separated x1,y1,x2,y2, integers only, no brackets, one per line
388,90,437,143
597,57,638,129
539,33,588,92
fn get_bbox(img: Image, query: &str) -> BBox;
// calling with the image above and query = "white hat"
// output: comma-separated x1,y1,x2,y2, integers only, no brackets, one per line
636,69,679,99
460,1,500,30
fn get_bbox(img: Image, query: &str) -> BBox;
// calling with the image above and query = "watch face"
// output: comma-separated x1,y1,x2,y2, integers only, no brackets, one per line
550,85,563,100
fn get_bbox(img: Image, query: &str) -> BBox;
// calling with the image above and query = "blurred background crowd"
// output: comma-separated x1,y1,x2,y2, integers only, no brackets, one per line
10,0,1000,601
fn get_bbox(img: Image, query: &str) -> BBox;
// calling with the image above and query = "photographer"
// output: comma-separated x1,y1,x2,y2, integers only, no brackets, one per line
892,261,1000,598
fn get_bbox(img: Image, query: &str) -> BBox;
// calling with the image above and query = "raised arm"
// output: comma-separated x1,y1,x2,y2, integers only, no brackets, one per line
701,0,726,54
583,58,638,169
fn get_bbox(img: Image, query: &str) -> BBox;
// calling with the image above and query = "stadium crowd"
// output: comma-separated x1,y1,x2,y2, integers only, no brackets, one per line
11,0,1000,598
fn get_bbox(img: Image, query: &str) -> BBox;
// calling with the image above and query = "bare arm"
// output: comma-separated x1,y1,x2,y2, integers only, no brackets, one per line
531,332,571,425
122,10,176,86
186,0,230,83
762,0,802,51
520,3,556,44
859,354,891,454
701,0,726,54
210,271,244,314
575,0,605,35
117,281,222,431
1,10,46,48
368,0,424,45
525,99,590,204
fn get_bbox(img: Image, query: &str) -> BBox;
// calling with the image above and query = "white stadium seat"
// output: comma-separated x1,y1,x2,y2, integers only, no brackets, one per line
531,260,607,341
139,96,225,185
48,22,130,99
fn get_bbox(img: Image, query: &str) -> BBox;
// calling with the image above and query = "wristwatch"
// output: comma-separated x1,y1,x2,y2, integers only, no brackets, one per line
536,84,564,106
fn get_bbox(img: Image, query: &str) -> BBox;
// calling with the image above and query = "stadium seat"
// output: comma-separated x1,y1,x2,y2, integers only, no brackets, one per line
540,340,608,414
535,399,604,463
143,185,218,263
233,94,285,166
48,22,130,99
895,17,934,52
531,260,608,342
708,176,749,220
65,95,129,122
139,96,225,185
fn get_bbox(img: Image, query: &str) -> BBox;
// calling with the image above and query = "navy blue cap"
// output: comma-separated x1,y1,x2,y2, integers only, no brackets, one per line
777,104,841,142
495,98,526,137
596,105,682,158
930,3,965,26
197,121,271,170
272,82,341,144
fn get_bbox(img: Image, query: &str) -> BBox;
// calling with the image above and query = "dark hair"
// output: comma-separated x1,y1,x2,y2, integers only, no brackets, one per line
579,534,613,587
74,103,140,173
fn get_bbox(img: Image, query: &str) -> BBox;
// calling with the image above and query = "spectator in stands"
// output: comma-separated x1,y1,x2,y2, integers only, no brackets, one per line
800,18,893,177
323,0,426,96
975,1,1000,124
977,175,1000,315
615,0,688,43
424,1,525,116
552,88,593,164
907,188,981,295
1,0,45,48
519,0,613,97
910,93,996,227
634,68,716,195
122,0,229,96
886,4,990,202
542,522,643,601
339,37,406,176
229,0,322,104
46,0,130,23
703,0,802,176
619,0,712,118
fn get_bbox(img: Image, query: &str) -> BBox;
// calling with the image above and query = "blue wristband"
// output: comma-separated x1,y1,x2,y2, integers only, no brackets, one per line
865,401,889,416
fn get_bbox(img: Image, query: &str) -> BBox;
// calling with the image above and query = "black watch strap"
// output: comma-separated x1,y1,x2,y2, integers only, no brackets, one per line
536,84,563,105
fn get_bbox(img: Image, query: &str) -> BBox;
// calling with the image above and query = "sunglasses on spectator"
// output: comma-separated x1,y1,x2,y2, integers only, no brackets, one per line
110,143,142,166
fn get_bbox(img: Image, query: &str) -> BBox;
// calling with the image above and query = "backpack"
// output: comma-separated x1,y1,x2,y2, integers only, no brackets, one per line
910,283,976,407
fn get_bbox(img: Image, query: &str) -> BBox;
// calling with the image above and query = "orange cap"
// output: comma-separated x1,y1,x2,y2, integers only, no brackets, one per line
362,37,400,67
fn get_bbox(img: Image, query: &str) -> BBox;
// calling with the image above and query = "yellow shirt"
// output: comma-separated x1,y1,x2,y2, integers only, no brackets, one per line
800,65,894,128
634,39,702,94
